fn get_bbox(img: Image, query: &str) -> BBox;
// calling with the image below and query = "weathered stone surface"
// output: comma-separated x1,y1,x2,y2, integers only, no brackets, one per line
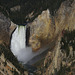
42,0,75,75
9,21,17,35
0,12,16,45
29,0,75,52
0,12,10,45
28,0,75,74
29,9,55,51
55,0,75,33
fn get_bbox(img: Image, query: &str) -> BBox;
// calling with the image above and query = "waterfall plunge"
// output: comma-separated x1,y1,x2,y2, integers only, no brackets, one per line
11,25,49,64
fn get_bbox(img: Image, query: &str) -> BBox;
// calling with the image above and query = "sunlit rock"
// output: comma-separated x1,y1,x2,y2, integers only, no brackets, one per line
29,0,75,52
29,9,55,51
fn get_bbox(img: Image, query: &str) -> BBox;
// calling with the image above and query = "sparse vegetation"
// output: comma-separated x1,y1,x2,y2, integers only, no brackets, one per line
0,44,25,73
56,61,75,75
13,69,19,75
3,60,7,66
60,30,75,57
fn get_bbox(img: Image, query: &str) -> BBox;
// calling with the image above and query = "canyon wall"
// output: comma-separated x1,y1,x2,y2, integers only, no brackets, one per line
0,12,10,45
0,0,75,74
29,0,75,74
0,12,17,45
29,0,75,52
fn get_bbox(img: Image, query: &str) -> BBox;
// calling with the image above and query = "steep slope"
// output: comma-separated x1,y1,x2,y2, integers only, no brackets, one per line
0,12,17,46
29,0,75,51
0,44,28,75
0,0,75,75
28,0,75,75
0,13,27,75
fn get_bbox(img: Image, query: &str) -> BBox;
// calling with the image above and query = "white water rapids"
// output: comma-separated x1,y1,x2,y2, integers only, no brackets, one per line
11,25,49,64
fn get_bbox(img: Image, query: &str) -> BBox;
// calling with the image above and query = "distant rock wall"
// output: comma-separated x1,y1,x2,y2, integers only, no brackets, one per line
55,0,75,33
9,21,17,35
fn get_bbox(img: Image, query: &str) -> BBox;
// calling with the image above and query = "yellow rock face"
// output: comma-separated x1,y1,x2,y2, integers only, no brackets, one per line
29,10,55,52
29,34,41,52
29,0,75,52
0,21,17,46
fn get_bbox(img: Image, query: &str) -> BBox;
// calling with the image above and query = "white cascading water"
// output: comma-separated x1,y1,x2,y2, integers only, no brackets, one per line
11,25,49,64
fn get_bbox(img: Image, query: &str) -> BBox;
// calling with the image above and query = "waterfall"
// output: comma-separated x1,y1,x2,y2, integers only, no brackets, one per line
11,25,49,64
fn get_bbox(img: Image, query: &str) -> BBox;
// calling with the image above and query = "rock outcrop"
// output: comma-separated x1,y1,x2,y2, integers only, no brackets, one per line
29,0,75,75
55,0,75,32
0,12,17,45
0,12,10,45
29,9,55,51
9,21,17,35
0,0,75,75
29,0,75,52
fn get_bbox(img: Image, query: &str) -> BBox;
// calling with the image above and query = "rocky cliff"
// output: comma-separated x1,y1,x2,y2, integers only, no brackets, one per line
29,0,75,52
29,9,55,51
0,12,10,45
0,12,17,46
0,0,75,75
0,44,28,75
0,13,26,75
28,0,75,75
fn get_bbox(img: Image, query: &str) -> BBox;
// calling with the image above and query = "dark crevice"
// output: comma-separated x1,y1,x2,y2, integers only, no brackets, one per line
26,26,30,46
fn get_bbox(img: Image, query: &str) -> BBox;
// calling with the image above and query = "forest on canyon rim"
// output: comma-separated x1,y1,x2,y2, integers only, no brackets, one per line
0,0,66,24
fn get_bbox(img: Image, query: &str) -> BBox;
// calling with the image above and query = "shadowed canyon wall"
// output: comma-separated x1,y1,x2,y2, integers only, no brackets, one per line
0,12,17,45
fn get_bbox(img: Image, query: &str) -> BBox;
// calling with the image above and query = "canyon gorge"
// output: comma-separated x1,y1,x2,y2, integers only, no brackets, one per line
0,0,75,75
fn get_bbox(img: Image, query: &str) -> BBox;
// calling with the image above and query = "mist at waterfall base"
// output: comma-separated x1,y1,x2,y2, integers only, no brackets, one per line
11,25,48,64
